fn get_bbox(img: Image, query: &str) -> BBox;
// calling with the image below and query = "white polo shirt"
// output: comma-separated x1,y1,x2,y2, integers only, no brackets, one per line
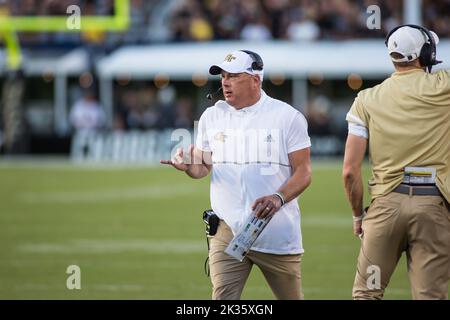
196,91,311,254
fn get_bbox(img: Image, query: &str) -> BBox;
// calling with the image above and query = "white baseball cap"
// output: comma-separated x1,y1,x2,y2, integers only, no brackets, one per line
209,50,264,80
387,26,439,62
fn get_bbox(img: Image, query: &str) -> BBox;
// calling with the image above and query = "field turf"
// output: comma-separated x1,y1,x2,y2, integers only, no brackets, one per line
0,159,441,299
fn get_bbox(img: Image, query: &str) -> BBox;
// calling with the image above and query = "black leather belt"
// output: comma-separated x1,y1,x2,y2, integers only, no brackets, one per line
393,184,442,196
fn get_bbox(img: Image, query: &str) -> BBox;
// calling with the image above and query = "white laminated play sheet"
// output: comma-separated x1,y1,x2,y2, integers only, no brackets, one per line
403,166,436,185
225,209,273,262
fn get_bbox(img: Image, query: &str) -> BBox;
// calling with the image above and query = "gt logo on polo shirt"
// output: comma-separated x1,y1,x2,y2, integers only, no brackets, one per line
214,132,227,142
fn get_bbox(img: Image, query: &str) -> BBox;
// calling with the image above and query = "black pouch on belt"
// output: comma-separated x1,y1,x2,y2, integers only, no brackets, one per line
202,209,220,277
203,209,220,236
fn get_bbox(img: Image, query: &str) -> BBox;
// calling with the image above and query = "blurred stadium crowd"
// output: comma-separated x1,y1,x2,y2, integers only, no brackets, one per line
169,0,449,41
6,0,450,45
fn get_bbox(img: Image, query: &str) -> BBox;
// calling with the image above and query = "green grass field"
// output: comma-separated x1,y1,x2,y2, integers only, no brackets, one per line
0,159,434,299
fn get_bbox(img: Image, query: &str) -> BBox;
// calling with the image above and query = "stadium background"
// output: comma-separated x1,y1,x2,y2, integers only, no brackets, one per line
0,0,449,299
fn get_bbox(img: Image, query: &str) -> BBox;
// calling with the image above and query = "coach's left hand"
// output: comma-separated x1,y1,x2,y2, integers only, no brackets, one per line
252,195,283,219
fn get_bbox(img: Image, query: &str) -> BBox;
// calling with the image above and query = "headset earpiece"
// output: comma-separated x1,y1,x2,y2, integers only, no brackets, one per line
240,50,264,71
419,41,432,67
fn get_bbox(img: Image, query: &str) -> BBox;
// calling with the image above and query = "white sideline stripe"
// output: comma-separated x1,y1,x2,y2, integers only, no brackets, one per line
0,158,354,170
92,284,144,292
0,158,159,170
17,184,199,203
18,239,205,254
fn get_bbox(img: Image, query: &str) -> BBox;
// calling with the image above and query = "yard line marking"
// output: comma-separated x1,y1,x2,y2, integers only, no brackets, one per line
302,287,410,296
18,239,205,254
17,184,200,203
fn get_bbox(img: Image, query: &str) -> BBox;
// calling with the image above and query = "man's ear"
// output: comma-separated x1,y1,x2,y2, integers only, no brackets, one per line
253,75,261,88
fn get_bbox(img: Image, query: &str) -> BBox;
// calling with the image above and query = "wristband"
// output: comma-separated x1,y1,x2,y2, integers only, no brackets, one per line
352,212,366,222
274,192,286,206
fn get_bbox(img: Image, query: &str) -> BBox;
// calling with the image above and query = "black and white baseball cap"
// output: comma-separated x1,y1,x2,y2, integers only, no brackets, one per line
387,26,439,62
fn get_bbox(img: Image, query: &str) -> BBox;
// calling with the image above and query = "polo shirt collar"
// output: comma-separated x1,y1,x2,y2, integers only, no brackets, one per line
227,90,267,114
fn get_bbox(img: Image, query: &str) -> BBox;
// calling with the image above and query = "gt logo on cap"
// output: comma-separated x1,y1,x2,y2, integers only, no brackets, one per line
224,54,236,62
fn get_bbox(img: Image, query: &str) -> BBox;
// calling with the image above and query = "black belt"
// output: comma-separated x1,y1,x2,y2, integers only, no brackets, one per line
393,184,442,196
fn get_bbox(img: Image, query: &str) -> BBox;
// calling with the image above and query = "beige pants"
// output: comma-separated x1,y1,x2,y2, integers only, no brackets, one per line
208,221,303,300
353,192,450,300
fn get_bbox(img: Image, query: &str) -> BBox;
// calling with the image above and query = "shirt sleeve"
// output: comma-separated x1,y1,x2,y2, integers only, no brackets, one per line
195,109,211,152
286,111,311,153
346,93,370,139
348,122,368,139
346,94,369,127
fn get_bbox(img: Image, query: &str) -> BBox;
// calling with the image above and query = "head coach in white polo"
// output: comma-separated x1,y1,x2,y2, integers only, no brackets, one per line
161,50,312,299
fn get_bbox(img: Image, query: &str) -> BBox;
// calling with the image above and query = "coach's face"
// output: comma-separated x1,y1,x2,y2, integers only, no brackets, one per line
221,71,260,109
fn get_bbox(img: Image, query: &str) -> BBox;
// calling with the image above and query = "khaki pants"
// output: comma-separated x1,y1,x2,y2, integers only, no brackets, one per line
353,192,450,300
208,221,303,300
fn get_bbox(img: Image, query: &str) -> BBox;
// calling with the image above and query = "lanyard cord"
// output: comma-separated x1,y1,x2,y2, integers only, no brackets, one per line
204,235,210,277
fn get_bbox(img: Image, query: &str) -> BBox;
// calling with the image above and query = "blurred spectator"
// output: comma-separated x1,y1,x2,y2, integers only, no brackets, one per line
240,13,273,41
119,0,152,44
189,11,214,41
263,0,291,38
305,95,331,135
169,3,192,41
174,97,194,129
114,89,137,130
209,0,243,40
81,1,106,44
114,86,196,131
128,87,160,130
126,103,157,130
286,10,320,41
169,0,214,42
423,0,450,38
155,86,176,129
69,88,105,132
116,87,163,130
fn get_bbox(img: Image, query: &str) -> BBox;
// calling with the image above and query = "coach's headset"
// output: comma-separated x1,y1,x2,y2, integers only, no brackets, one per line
206,50,264,100
385,24,442,72
240,49,264,72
